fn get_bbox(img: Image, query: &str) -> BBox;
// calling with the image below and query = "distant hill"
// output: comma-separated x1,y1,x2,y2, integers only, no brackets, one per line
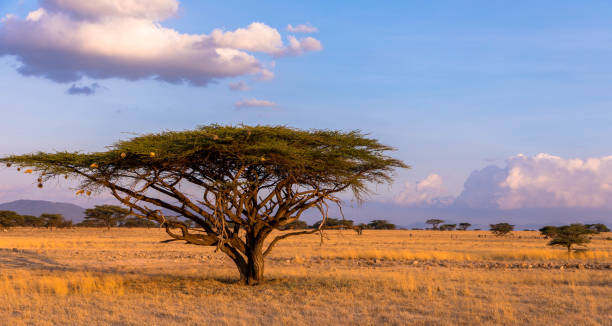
0,200,86,222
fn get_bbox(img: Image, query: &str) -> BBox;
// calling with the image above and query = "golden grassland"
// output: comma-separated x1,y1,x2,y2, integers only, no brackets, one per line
0,228,611,325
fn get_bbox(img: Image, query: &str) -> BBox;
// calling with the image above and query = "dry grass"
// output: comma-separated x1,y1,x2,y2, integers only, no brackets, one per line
0,228,611,325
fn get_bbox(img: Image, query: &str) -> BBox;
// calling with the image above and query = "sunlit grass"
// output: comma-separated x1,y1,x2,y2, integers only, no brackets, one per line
0,228,610,325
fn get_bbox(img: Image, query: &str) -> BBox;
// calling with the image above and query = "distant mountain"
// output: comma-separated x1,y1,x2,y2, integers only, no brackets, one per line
0,200,86,222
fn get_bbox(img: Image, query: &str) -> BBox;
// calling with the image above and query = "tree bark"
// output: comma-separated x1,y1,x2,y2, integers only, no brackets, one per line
237,231,267,285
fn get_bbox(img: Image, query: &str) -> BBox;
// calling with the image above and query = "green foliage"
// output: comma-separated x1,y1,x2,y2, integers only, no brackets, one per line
122,217,159,228
312,218,354,229
457,222,471,231
279,220,309,230
439,224,456,231
81,205,129,229
585,223,610,233
0,210,23,228
1,125,407,202
21,215,42,227
366,219,396,230
426,219,444,230
539,226,559,239
490,223,514,236
548,224,595,252
40,213,70,230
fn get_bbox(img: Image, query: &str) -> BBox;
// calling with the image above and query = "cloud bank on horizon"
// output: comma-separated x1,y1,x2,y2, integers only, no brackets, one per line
396,153,612,211
0,0,322,92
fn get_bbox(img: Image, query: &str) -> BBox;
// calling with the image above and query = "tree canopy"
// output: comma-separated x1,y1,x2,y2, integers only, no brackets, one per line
490,223,514,236
1,125,407,284
81,205,130,230
426,219,444,230
548,224,594,252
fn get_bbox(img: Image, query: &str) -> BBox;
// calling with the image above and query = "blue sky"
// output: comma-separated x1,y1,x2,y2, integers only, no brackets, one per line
2,1,612,224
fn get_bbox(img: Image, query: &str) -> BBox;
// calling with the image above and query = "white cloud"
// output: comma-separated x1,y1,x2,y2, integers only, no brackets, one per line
42,0,180,20
496,153,612,209
234,98,276,108
395,174,453,206
26,8,46,22
275,36,323,57
211,22,284,54
0,0,321,88
286,24,318,33
1,14,16,23
453,153,612,210
228,81,249,91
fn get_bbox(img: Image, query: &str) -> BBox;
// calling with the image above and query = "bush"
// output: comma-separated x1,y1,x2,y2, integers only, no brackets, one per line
439,224,456,231
539,226,558,239
585,223,610,233
490,223,514,236
367,220,396,230
280,220,309,230
312,218,354,229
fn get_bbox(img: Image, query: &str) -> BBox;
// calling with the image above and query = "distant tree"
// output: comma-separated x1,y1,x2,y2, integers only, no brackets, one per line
426,219,444,230
280,220,309,230
83,205,130,230
548,224,595,252
312,218,354,229
439,223,456,231
367,219,396,230
122,217,158,228
585,223,610,234
41,213,66,231
539,226,559,239
0,210,23,229
457,222,471,231
22,215,45,228
490,223,514,236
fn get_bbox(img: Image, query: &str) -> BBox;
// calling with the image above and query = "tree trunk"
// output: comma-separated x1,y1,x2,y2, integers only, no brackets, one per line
236,231,267,285
244,248,265,285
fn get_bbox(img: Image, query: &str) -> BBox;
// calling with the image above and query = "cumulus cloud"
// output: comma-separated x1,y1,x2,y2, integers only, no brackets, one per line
234,98,276,108
286,24,318,33
395,174,454,206
42,0,180,20
495,153,612,209
0,0,322,88
228,81,249,91
275,36,323,57
66,82,102,95
453,153,612,210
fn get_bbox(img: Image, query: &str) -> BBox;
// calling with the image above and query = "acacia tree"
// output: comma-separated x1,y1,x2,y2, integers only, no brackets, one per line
1,125,406,285
426,218,444,230
490,223,514,236
548,224,594,252
457,222,471,231
41,213,66,230
82,205,129,230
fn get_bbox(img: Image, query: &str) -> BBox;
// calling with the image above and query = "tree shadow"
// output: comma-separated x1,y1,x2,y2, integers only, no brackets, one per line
0,249,73,272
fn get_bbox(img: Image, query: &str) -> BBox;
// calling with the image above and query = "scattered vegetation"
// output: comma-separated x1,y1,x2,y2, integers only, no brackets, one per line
0,229,610,325
439,223,456,231
539,226,559,239
490,223,514,236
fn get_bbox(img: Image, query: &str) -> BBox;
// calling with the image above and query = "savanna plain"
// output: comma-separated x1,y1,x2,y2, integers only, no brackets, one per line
0,228,611,326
